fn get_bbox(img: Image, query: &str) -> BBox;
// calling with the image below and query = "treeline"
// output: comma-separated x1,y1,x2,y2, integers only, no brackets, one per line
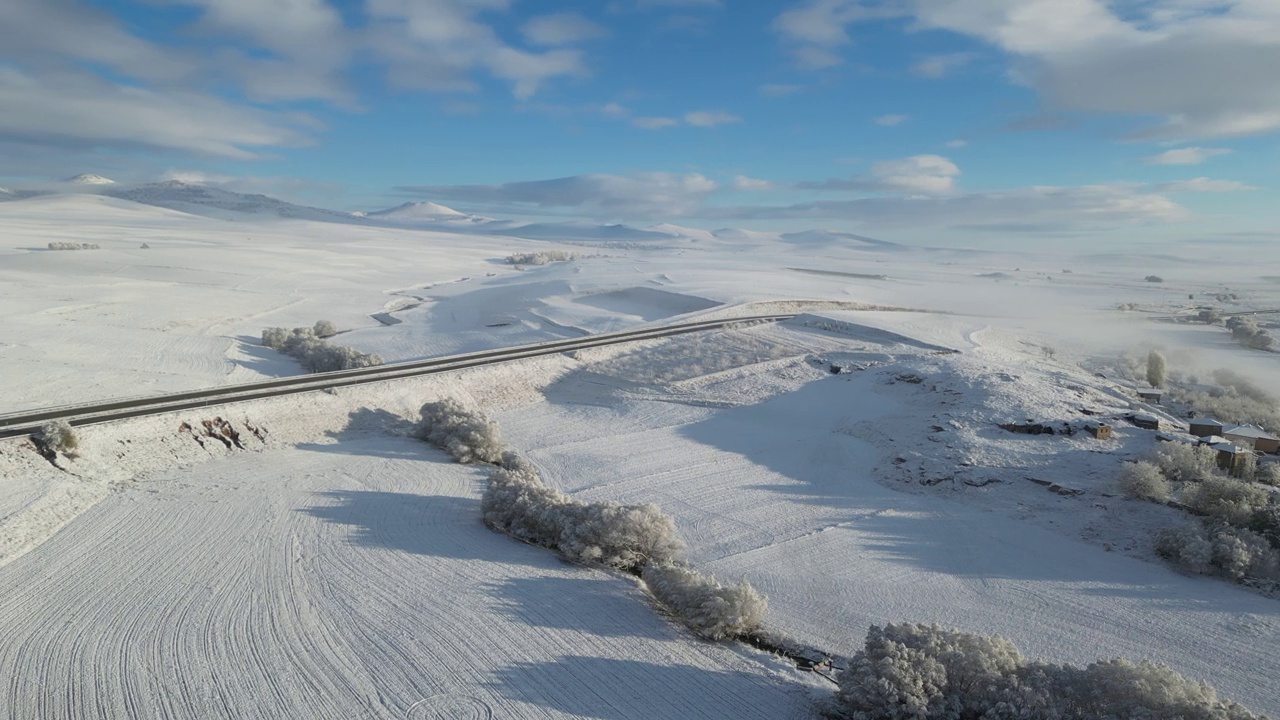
413,398,1263,718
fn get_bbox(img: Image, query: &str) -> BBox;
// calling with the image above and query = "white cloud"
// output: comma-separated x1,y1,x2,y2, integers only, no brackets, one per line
398,172,719,218
684,110,742,127
1156,177,1256,192
874,114,909,127
774,0,1280,139
869,155,959,194
0,1,197,83
601,102,630,117
398,167,1197,234
366,0,589,99
633,116,681,129
0,67,309,159
710,183,1191,233
945,139,968,148
1144,146,1233,165
772,0,895,67
522,12,609,46
732,175,775,191
797,154,961,195
911,52,975,79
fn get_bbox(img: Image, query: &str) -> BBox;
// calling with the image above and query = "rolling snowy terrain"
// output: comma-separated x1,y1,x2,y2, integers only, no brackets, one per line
2,186,1280,717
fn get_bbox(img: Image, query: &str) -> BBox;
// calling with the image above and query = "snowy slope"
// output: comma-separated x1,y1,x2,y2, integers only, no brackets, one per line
103,181,364,222
64,173,117,185
365,200,488,223
0,437,821,719
4,194,1280,719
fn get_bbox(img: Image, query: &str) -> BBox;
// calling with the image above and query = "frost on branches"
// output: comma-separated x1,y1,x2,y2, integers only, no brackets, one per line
641,563,767,640
834,623,1264,720
414,399,506,465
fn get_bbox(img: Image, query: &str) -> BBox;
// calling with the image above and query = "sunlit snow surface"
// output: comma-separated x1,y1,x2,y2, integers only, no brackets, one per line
2,192,1280,717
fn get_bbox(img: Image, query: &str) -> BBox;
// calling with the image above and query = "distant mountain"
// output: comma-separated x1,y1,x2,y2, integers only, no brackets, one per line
369,201,465,219
483,220,681,243
65,174,117,185
364,200,495,225
779,229,906,251
645,223,718,242
103,181,363,222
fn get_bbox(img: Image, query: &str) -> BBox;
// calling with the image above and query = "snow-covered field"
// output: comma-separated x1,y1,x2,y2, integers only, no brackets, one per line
2,189,1280,717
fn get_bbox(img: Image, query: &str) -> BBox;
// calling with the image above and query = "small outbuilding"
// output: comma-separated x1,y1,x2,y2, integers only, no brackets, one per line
1130,412,1161,431
1188,417,1225,438
1223,424,1280,454
1086,423,1112,440
1136,387,1164,403
1211,441,1253,474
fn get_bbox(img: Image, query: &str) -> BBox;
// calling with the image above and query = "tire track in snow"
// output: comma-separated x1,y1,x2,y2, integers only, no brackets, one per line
0,439,820,719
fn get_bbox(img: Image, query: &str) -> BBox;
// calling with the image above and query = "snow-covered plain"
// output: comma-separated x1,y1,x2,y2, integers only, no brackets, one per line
2,188,1280,717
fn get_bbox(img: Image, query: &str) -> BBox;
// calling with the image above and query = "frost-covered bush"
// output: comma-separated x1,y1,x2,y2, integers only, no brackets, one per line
641,563,767,640
482,463,571,547
1118,461,1171,502
259,325,382,372
47,241,100,250
1147,350,1167,388
833,623,1264,720
481,455,685,570
1156,522,1280,582
415,399,506,464
313,319,338,338
556,500,685,569
1257,463,1280,487
1153,442,1220,483
1183,476,1271,526
1226,318,1276,352
506,250,578,266
261,327,290,350
40,420,79,455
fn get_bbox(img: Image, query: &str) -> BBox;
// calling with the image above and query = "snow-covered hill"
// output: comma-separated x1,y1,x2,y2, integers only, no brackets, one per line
484,220,684,243
64,173,116,185
368,200,468,220
103,181,364,223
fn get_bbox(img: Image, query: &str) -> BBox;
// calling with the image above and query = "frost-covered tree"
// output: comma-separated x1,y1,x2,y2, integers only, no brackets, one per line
1146,350,1167,388
313,319,338,338
1152,442,1220,483
833,623,1265,719
1184,476,1271,526
261,327,290,350
481,453,685,570
1156,522,1280,582
1257,463,1280,488
1118,461,1171,502
641,563,766,640
555,500,685,569
415,399,507,465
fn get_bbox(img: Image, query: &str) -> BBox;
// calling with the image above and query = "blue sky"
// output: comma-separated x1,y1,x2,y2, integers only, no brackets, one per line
2,0,1278,245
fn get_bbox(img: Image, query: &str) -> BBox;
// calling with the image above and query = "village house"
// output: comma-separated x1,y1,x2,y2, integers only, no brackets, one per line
1136,387,1163,403
1223,424,1280,454
1130,412,1160,431
1211,442,1253,474
1188,417,1225,438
